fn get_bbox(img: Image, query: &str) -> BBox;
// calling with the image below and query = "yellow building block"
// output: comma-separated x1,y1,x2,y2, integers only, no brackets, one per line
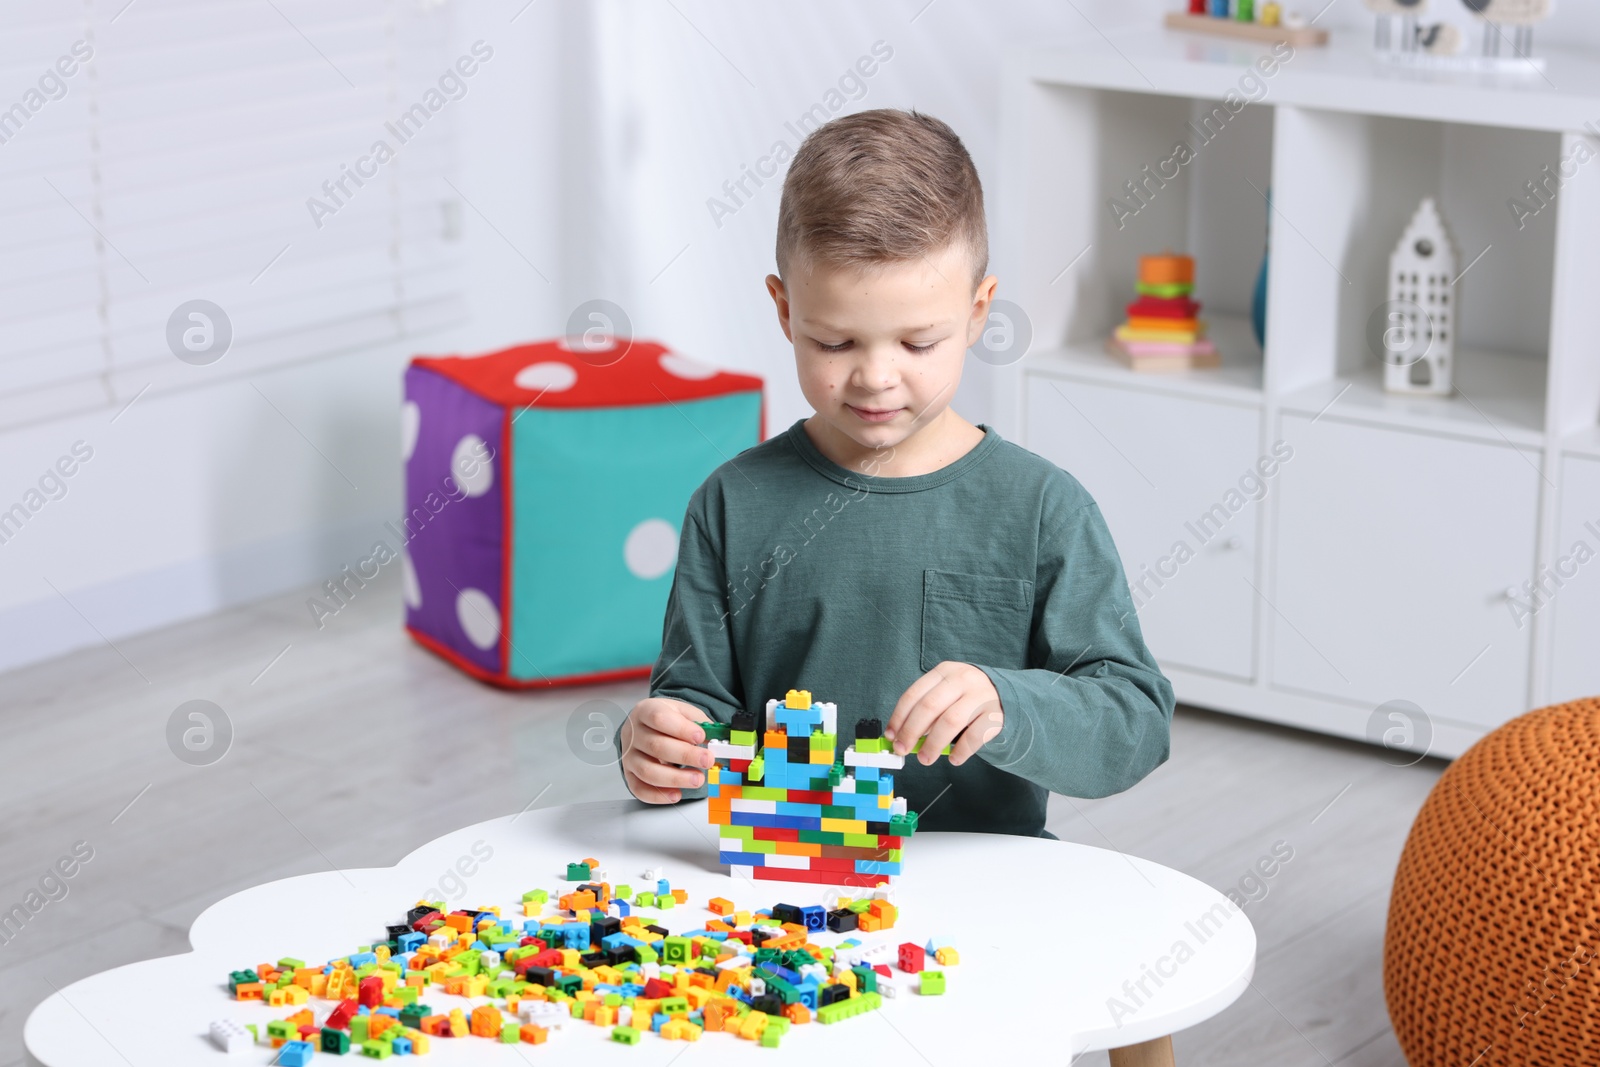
785,689,811,709
662,1019,704,1041
401,1028,430,1054
733,911,751,928
739,1011,769,1039
936,947,960,966
820,818,867,834
809,748,832,764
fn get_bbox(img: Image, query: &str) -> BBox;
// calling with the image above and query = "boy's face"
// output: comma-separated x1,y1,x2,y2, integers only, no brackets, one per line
766,243,998,463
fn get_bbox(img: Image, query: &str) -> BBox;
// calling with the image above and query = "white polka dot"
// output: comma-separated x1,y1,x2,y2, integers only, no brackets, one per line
400,401,420,463
659,352,719,380
514,361,578,392
558,334,618,354
451,434,494,498
624,518,678,579
400,546,421,611
456,587,500,650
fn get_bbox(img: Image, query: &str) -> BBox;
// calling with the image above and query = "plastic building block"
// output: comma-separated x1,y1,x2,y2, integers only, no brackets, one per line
919,971,946,995
277,1040,315,1066
566,862,592,881
816,990,883,1023
612,1024,642,1044
935,946,960,966
897,943,926,973
209,1019,251,1054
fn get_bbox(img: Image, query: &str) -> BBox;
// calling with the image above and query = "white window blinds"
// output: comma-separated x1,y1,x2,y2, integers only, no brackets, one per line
0,0,466,431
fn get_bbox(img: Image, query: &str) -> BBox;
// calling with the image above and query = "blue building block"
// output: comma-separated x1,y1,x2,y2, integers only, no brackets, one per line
800,905,825,931
278,1041,315,1066
856,765,879,781
397,932,425,953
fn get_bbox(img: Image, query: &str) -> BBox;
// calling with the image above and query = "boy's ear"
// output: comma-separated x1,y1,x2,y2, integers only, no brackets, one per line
765,274,794,343
967,274,1000,348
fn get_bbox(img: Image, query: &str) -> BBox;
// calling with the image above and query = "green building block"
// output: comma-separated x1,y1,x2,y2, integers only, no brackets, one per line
321,1027,351,1053
658,996,689,1015
851,965,878,993
522,888,548,904
809,732,835,750
361,1040,393,1059
635,944,658,965
828,762,844,787
500,1022,521,1043
349,1017,369,1043
267,1020,297,1041
889,811,919,836
919,971,946,995
729,729,756,747
662,936,691,964
700,721,731,741
847,899,871,914
856,737,883,754
276,957,306,971
747,756,764,782
816,991,883,1023
760,1027,782,1048
566,862,592,881
399,1004,428,1030
656,892,675,911
228,969,258,993
614,884,632,900
612,1025,642,1045
635,891,655,908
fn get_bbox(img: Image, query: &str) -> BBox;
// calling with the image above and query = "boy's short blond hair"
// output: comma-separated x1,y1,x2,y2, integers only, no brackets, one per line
775,108,988,288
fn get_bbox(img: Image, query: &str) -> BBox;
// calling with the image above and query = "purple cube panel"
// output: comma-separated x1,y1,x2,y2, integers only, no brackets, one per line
400,365,506,677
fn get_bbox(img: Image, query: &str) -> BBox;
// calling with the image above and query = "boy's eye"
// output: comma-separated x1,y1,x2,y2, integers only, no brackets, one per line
816,340,852,353
903,341,937,353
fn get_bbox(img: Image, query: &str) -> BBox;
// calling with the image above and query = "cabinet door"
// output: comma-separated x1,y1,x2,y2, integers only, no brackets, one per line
1025,376,1263,680
1550,454,1600,705
1271,415,1539,728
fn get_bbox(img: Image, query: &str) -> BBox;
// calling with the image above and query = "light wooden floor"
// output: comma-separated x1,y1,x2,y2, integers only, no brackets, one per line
0,570,1443,1066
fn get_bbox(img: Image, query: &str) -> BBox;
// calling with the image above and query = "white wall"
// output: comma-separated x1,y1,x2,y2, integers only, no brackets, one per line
5,0,1600,673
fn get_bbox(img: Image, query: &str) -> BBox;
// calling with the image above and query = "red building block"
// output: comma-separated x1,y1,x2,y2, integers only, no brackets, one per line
898,942,926,974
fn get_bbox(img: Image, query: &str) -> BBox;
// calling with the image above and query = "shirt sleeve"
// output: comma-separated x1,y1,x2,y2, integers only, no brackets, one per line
972,497,1175,798
613,489,743,802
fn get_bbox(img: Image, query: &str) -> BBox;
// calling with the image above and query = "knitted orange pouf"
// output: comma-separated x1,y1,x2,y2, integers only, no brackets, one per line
1385,698,1600,1066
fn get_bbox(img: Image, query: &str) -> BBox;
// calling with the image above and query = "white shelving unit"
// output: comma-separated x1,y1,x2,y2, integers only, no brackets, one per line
998,26,1600,759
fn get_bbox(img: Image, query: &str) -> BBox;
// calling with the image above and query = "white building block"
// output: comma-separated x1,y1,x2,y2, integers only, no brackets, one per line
818,701,837,735
209,1019,251,1054
707,740,756,761
843,747,905,770
729,798,777,815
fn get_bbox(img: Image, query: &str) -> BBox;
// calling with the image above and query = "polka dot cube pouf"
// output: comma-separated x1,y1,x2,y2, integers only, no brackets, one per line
400,338,763,687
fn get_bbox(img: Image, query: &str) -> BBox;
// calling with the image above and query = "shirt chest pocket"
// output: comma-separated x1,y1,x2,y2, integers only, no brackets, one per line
919,569,1035,673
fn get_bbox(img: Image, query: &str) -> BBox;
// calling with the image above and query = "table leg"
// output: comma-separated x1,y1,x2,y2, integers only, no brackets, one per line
1108,1035,1175,1067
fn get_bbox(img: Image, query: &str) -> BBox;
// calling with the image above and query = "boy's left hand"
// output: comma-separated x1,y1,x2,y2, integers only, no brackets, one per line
885,662,1004,767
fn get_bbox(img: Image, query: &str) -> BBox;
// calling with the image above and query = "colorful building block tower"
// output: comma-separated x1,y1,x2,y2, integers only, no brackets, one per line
1107,253,1220,372
703,690,920,887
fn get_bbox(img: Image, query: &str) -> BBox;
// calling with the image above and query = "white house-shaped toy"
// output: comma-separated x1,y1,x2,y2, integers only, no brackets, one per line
1385,197,1456,396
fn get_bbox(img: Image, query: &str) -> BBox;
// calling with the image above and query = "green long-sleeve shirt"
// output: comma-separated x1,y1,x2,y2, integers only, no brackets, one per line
621,418,1175,837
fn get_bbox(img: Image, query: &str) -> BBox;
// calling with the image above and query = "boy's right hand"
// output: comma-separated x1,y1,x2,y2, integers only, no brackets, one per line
619,697,716,804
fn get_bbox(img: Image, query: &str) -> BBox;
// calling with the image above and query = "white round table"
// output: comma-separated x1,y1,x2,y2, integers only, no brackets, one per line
25,799,1254,1066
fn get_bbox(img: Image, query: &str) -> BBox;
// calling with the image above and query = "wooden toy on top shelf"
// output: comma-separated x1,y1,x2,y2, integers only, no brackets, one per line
1163,4,1329,46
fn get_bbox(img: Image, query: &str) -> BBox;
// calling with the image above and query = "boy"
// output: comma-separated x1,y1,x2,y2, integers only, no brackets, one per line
617,109,1173,837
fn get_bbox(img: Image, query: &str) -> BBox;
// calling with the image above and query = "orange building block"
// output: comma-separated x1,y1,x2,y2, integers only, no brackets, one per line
707,897,735,916
469,1005,503,1037
783,1002,811,1024
519,1024,548,1044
